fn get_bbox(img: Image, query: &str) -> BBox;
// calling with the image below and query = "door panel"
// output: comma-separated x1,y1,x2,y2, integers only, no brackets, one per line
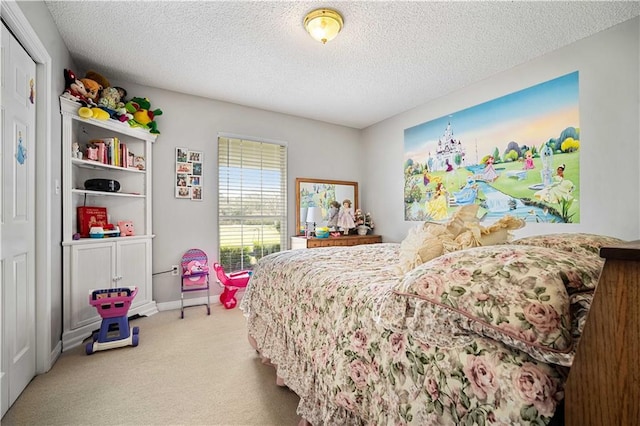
70,243,115,329
117,239,150,309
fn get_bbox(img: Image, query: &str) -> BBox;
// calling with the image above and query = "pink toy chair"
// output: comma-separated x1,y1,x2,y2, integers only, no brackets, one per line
180,248,211,318
213,263,251,309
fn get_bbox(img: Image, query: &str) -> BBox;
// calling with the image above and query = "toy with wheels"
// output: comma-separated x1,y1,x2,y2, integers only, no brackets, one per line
86,287,139,355
213,263,252,309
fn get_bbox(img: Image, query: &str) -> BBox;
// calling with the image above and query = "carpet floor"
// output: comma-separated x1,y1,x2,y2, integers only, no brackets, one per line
2,304,301,425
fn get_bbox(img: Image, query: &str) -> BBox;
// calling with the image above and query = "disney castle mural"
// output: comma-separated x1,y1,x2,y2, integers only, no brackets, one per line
404,71,580,223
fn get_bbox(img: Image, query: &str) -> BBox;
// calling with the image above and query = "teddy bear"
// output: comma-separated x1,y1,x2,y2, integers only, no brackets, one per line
85,70,110,90
79,77,102,104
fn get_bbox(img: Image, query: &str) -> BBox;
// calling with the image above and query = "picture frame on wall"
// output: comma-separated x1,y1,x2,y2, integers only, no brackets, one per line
176,186,191,199
174,147,204,201
176,147,188,163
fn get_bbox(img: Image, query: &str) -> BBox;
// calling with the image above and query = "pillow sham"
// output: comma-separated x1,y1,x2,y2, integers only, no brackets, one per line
512,233,625,257
396,205,524,275
391,244,605,365
396,221,448,275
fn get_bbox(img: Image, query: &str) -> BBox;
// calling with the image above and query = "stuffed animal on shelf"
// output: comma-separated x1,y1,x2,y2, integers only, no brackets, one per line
85,70,110,90
80,78,102,105
62,69,94,105
77,106,110,120
98,86,131,121
117,221,135,236
79,77,102,104
82,70,131,122
125,97,163,134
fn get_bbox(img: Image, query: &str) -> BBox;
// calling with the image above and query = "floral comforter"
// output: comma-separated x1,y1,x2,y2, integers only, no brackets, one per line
241,243,574,425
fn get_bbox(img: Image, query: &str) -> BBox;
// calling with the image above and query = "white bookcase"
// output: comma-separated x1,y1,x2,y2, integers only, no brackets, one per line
60,96,158,351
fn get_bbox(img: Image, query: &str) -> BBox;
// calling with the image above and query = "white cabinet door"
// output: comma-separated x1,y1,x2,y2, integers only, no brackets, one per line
70,242,116,329
116,238,151,310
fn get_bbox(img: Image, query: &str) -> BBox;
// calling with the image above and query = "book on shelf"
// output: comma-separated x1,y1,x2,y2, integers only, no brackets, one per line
77,206,108,238
88,137,133,167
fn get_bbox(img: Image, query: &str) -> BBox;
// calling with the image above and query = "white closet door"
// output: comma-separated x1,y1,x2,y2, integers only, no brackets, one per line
1,21,37,417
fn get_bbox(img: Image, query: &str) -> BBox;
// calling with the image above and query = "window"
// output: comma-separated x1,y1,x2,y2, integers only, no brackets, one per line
218,135,287,272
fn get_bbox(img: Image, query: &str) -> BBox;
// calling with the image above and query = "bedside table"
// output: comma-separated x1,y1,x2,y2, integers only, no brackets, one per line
291,235,382,249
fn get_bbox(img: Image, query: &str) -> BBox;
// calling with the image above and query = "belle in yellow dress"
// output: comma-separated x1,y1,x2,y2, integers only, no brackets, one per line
426,180,449,220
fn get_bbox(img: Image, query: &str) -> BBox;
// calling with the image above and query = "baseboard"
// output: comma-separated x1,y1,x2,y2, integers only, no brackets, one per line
156,296,216,312
48,340,62,371
156,291,245,312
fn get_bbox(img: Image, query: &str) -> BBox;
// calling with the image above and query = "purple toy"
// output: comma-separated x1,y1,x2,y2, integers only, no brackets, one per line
86,286,139,355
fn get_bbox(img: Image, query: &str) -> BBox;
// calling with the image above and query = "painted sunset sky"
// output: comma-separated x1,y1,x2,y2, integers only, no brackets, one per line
404,71,579,164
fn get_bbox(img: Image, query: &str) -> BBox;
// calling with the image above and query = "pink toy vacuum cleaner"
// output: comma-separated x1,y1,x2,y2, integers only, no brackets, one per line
86,286,139,355
213,263,252,309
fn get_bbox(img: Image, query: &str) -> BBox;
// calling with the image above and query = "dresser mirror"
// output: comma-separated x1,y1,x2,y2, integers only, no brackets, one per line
295,178,358,236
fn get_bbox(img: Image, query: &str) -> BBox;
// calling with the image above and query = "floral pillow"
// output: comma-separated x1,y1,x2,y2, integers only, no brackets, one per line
512,233,625,257
391,245,605,365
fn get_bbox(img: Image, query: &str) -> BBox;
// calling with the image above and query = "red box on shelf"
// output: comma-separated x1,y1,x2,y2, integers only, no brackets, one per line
77,206,108,237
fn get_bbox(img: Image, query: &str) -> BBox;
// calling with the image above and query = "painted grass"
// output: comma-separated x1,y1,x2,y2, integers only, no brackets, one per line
407,151,581,223
489,152,580,222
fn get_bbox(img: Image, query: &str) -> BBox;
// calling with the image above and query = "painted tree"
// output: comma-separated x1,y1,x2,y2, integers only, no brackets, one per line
492,147,502,163
561,137,580,152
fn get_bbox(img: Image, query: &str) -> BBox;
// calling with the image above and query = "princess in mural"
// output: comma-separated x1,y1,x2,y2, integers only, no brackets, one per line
425,177,449,220
523,151,535,170
476,155,498,182
534,164,575,204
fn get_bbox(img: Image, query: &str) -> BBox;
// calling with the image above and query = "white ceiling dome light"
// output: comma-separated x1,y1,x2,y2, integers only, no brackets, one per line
303,8,344,44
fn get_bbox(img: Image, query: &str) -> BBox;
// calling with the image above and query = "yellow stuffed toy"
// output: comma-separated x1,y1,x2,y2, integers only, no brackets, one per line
78,106,109,120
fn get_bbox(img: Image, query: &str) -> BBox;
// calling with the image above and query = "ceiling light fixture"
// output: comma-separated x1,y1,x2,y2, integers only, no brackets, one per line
303,8,343,44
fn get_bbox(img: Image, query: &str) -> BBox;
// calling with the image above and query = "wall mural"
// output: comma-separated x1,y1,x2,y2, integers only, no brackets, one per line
404,71,580,223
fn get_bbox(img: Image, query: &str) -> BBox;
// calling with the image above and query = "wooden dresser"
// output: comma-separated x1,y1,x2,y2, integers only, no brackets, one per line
564,240,639,425
291,234,382,249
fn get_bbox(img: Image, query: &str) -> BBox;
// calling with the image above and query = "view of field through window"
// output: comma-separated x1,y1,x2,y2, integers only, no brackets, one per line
218,137,287,271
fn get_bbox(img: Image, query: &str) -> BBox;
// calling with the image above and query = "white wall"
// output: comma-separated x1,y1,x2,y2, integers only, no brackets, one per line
362,17,640,243
108,83,362,305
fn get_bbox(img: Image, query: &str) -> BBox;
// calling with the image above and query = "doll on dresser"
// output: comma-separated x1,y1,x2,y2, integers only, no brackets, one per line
337,199,356,234
326,200,341,231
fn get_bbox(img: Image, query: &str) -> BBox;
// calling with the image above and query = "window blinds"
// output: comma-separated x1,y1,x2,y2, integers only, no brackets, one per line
218,136,287,271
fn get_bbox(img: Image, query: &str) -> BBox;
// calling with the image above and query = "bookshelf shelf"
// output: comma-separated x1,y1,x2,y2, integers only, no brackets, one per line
71,158,145,173
72,189,146,198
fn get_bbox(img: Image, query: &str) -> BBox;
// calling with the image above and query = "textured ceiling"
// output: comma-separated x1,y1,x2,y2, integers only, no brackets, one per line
44,1,640,129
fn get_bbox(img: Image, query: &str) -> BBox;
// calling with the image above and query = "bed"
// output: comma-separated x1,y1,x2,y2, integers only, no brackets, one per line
240,232,627,425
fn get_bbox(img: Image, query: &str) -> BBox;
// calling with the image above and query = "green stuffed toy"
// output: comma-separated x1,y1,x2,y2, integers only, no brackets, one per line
125,97,163,134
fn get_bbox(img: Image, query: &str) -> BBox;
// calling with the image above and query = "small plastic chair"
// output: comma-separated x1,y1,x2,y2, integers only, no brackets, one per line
180,248,211,318
213,263,251,309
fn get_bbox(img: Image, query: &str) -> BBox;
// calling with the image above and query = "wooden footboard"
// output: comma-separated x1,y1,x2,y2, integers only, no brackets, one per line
564,240,640,425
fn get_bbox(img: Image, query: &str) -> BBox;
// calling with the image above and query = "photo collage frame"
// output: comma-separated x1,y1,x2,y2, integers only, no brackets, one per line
175,147,203,201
